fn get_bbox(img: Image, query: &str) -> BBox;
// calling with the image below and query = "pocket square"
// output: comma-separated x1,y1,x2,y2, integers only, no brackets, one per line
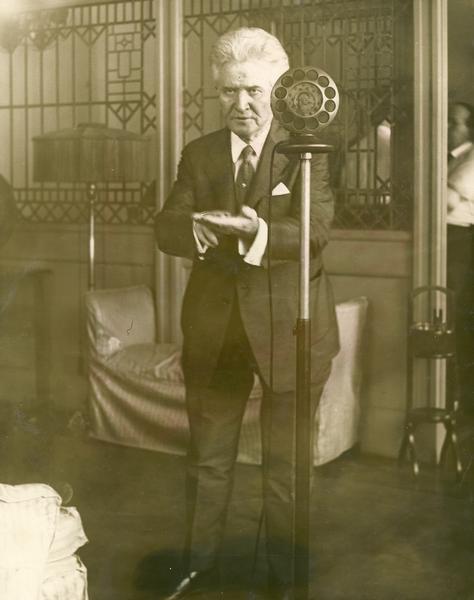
271,182,290,196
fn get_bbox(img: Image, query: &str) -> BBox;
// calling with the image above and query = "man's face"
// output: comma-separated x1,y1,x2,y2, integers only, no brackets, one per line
448,104,471,151
216,60,275,142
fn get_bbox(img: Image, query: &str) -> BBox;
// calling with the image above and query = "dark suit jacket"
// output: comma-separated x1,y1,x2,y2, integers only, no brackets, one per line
155,120,339,392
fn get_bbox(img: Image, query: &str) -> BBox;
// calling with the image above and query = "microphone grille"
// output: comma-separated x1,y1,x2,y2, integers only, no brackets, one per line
271,66,339,134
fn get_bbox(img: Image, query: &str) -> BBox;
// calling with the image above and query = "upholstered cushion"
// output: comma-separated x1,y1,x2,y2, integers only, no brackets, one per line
105,342,180,380
85,285,156,355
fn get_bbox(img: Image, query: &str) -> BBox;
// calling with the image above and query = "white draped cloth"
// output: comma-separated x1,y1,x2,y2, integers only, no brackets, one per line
0,484,88,600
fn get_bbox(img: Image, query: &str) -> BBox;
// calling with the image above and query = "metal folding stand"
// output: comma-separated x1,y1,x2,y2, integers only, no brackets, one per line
275,136,333,600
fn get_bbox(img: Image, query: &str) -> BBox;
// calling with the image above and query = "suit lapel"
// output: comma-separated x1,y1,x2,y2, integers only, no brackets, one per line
246,120,290,209
206,128,236,213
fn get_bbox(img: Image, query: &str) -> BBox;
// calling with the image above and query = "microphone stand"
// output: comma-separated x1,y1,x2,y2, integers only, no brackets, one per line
275,135,333,600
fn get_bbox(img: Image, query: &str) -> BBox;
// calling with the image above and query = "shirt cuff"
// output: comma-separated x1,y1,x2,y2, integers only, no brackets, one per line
192,222,208,259
239,216,268,266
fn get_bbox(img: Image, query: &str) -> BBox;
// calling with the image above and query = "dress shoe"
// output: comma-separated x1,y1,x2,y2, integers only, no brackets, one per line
161,569,218,599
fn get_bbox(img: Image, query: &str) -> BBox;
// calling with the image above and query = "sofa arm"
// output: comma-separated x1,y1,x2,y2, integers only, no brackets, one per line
85,285,156,357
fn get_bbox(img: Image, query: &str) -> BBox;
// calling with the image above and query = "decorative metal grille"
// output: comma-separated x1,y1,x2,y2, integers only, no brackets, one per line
0,0,156,225
182,0,413,230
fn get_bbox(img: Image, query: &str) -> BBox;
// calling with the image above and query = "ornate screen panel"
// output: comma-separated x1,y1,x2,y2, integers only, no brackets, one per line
0,0,155,225
183,0,413,230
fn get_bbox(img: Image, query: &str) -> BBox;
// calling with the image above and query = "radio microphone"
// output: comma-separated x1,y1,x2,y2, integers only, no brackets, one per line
270,65,339,153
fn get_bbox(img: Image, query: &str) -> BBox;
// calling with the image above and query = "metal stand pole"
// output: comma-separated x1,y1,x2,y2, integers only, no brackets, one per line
86,182,97,291
294,152,312,600
275,138,333,600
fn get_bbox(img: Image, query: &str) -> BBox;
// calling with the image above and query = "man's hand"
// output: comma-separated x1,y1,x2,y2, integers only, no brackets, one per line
192,220,220,248
193,205,259,241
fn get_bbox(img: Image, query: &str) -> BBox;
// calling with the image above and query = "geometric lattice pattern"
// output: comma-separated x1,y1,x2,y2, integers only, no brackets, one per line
183,0,413,230
0,1,156,225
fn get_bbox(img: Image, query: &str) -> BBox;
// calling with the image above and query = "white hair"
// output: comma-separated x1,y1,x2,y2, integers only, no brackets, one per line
210,27,289,85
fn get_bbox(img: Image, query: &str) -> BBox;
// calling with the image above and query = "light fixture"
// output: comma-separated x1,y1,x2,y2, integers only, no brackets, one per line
0,5,69,53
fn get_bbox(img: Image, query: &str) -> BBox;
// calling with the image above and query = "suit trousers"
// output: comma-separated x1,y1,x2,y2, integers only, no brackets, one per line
447,224,474,409
183,292,332,585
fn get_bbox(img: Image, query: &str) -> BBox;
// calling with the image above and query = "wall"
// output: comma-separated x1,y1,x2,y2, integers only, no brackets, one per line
326,230,411,457
448,0,474,103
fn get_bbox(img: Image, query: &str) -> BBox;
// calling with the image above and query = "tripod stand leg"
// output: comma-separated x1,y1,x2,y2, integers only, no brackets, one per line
439,425,451,468
407,427,419,476
450,427,463,479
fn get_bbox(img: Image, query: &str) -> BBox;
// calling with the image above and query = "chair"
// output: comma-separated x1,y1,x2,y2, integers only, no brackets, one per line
398,286,463,477
85,285,368,466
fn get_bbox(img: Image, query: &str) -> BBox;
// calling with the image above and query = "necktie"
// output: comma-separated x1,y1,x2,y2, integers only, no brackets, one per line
235,145,255,209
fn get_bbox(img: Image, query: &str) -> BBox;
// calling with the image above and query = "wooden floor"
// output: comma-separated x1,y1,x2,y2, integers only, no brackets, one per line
1,411,473,600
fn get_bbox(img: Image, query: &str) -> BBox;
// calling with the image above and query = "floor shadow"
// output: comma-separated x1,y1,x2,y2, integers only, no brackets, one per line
133,549,184,596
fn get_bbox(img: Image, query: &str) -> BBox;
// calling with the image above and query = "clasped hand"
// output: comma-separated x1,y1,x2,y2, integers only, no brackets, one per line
192,205,259,248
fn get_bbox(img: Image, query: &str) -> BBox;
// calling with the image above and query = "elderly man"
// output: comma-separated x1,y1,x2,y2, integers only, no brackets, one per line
155,28,339,599
447,102,474,413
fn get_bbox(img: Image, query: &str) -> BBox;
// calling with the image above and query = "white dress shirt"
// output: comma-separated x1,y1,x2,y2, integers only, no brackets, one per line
447,141,474,226
193,122,271,266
